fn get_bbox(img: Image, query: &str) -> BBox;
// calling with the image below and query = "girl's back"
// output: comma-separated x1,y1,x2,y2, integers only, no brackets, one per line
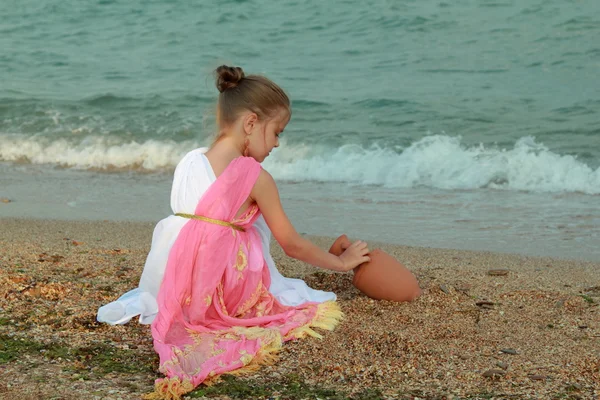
204,148,257,221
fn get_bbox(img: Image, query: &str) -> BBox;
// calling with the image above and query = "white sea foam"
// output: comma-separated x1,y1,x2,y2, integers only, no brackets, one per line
0,134,196,171
265,135,600,194
1,133,598,194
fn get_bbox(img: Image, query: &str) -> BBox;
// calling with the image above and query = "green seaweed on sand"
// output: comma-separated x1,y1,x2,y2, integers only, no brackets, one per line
0,334,155,375
578,294,595,304
187,374,361,399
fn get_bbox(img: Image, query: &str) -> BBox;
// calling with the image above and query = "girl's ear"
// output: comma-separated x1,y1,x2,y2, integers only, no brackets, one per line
243,112,258,135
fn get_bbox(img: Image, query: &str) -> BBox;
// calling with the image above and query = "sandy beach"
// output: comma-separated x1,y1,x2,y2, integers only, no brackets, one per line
0,217,598,399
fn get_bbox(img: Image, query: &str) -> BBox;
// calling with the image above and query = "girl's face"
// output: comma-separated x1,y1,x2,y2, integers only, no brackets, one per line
247,108,289,162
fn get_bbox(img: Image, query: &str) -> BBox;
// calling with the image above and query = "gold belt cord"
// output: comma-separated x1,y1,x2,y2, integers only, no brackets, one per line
175,213,246,232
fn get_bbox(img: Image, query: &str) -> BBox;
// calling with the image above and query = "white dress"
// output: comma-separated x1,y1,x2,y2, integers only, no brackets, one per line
97,148,336,325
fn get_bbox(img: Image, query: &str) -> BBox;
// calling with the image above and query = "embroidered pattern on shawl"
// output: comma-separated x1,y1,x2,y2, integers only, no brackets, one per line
144,157,342,400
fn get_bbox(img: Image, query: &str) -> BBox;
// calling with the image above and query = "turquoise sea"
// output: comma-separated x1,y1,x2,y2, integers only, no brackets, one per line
1,0,599,260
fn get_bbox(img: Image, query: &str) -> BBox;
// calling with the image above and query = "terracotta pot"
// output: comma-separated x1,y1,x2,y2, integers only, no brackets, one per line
328,234,352,257
328,234,421,302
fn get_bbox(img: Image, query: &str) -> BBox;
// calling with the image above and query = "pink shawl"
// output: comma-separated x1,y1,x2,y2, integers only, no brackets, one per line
145,157,342,399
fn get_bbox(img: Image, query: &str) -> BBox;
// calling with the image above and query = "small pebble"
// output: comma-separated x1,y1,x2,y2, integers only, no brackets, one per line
482,369,506,378
528,374,546,381
565,383,582,391
500,348,519,355
496,361,508,370
487,269,509,276
439,284,450,294
476,300,495,309
454,283,472,292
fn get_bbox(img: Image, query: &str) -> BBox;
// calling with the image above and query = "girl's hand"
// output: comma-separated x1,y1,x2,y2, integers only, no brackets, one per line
338,240,370,272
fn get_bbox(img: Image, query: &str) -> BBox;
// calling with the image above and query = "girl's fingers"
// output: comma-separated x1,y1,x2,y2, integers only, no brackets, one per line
352,240,367,249
348,241,369,257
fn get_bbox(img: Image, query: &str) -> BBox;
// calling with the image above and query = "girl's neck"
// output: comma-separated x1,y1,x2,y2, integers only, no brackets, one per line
214,135,244,156
205,136,246,177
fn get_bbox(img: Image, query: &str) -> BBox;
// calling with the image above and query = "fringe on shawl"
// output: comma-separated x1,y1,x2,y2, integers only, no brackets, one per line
284,300,344,340
143,300,343,400
143,377,194,400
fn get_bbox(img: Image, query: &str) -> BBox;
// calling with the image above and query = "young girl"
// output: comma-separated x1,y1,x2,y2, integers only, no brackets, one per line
99,65,370,399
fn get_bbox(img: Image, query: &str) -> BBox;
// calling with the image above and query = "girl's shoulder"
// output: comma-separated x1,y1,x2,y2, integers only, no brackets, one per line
227,156,263,176
235,156,262,167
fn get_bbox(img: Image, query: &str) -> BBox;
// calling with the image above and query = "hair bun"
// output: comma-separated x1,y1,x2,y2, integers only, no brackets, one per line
215,65,245,93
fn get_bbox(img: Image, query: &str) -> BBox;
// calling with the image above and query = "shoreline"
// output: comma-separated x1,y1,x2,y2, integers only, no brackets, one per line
2,163,599,263
1,216,598,264
1,217,599,399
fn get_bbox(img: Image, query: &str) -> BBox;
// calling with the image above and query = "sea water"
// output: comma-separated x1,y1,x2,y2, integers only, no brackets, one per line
1,0,599,260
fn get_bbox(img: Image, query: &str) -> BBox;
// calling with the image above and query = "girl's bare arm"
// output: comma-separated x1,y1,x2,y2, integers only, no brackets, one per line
250,170,369,272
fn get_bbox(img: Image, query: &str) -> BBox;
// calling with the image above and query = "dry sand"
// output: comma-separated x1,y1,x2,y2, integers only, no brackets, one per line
0,218,598,399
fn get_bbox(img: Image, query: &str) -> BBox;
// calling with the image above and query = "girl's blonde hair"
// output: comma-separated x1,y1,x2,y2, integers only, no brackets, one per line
214,65,290,128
